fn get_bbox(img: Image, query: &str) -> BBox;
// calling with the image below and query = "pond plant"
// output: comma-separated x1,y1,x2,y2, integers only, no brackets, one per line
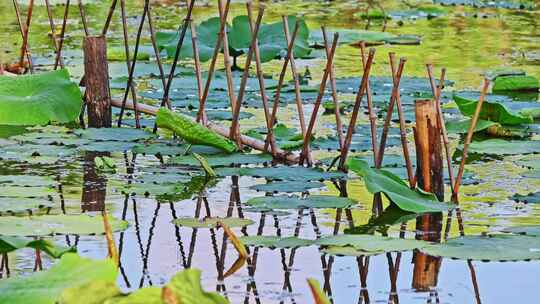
0,0,539,303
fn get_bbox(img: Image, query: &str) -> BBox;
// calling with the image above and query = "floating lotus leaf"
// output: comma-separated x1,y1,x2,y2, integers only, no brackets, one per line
446,119,499,134
107,46,151,61
249,181,325,193
310,29,394,46
246,195,356,209
321,245,383,257
492,75,539,92
464,139,540,155
0,175,56,187
173,217,254,228
188,110,254,121
169,153,272,167
74,128,155,142
0,236,74,258
132,140,222,156
0,69,82,125
454,93,533,125
0,186,55,198
420,234,540,261
347,158,453,213
510,191,540,204
0,253,117,304
315,234,428,253
156,108,237,153
344,205,417,235
515,155,540,170
433,0,533,9
0,215,128,237
240,236,314,248
502,226,540,237
0,197,54,214
216,166,346,181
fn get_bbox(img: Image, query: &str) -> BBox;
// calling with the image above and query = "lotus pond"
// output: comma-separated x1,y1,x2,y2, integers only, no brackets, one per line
0,0,539,303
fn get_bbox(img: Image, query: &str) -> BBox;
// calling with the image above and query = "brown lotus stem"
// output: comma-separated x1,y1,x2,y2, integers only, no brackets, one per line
377,54,403,166
217,0,239,144
246,1,277,156
101,0,118,35
77,0,89,36
322,27,345,150
427,64,455,192
452,79,490,201
187,0,204,123
360,42,379,165
117,0,148,128
299,32,339,166
264,21,300,151
14,0,34,71
338,48,376,171
102,209,119,268
44,0,64,68
54,0,70,70
229,3,265,145
282,17,307,139
197,0,230,124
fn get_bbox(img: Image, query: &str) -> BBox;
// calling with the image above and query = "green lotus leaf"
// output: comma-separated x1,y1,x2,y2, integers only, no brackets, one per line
502,226,540,237
510,191,540,204
445,119,499,134
163,269,229,304
464,139,540,155
0,236,75,258
0,69,82,125
347,158,453,213
454,93,533,125
420,234,540,261
0,253,117,304
249,181,325,193
0,215,128,237
246,195,356,209
74,128,155,142
315,234,428,253
216,166,346,181
173,217,254,228
169,152,272,167
240,236,314,248
492,75,539,92
0,197,54,214
156,108,237,153
0,186,56,198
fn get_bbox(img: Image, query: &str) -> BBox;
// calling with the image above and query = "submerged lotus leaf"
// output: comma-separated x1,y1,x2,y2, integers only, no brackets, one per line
74,128,155,142
0,197,54,214
454,94,533,125
492,75,539,92
0,69,82,125
465,139,540,155
0,236,74,258
216,166,346,181
0,215,128,237
510,192,540,204
315,234,428,253
173,217,254,228
240,236,314,248
246,195,356,209
420,234,540,261
169,153,272,167
163,269,229,304
249,181,325,193
0,253,117,304
156,108,237,153
347,158,452,213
